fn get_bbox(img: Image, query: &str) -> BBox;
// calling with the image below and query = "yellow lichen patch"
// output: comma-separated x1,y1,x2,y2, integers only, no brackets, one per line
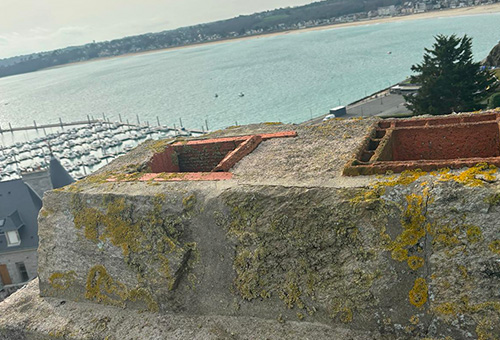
182,194,197,211
433,301,461,316
128,287,160,313
488,240,500,255
107,172,145,182
40,208,52,218
407,256,425,271
409,315,420,325
86,265,128,306
279,275,304,309
72,205,101,242
352,169,429,204
458,265,469,279
49,271,77,290
466,225,483,244
409,278,428,308
484,193,500,206
376,169,428,189
225,190,375,318
350,188,384,204
329,301,354,324
158,254,174,290
85,265,158,312
476,318,496,340
71,193,197,298
146,138,175,154
430,223,461,249
467,300,500,314
340,307,353,323
98,198,142,256
434,296,500,324
438,163,497,187
389,190,430,257
233,248,268,301
59,172,115,192
391,247,408,262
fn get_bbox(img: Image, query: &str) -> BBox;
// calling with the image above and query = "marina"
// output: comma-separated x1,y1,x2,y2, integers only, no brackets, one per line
0,121,204,182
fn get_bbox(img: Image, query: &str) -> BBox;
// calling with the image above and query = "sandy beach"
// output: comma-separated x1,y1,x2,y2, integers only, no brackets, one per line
43,3,500,70
287,2,500,34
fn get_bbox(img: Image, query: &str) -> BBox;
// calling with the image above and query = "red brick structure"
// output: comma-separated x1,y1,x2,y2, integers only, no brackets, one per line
110,131,297,182
343,112,500,175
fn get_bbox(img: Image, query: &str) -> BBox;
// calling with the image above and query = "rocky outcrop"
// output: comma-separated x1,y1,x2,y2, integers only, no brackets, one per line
485,40,500,67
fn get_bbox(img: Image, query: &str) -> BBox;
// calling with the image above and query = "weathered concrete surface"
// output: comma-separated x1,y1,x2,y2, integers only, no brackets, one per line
0,279,382,340
2,117,500,339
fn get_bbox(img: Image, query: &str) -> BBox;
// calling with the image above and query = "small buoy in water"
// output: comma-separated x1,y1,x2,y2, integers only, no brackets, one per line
387,51,392,55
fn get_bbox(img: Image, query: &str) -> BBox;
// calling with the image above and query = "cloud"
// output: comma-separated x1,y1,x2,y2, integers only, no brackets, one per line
56,26,87,36
29,27,51,35
0,37,8,45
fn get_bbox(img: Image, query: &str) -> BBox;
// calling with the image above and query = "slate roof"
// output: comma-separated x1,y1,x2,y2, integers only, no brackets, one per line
0,179,40,253
49,156,74,189
0,210,24,233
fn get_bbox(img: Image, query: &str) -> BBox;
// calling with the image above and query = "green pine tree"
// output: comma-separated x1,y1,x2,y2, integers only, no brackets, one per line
405,34,498,116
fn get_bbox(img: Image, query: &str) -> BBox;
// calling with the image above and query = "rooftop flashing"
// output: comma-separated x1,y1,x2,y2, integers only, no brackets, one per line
343,112,500,176
107,131,297,182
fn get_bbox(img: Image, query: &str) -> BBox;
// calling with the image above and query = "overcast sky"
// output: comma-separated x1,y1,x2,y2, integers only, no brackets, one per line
0,0,317,59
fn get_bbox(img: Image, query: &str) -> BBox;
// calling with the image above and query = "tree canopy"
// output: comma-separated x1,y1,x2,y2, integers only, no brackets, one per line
405,34,498,115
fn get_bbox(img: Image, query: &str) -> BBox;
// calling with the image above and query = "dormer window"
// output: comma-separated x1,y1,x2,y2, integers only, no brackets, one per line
6,230,21,247
0,210,25,247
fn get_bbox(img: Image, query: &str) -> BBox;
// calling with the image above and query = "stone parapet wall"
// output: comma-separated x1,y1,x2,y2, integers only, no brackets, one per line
2,117,500,339
37,168,500,339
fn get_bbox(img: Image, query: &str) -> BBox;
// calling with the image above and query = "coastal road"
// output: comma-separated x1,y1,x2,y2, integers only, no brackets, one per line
302,92,412,126
346,93,411,117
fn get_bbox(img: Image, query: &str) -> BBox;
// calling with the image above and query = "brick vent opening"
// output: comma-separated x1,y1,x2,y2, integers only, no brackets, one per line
150,135,263,173
107,131,297,182
343,112,500,176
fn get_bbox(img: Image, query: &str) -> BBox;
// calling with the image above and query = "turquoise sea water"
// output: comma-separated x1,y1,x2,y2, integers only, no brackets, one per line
1,13,500,144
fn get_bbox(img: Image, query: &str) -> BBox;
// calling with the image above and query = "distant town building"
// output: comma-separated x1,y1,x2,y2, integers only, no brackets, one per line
415,2,428,12
378,5,397,16
0,156,74,300
0,180,41,299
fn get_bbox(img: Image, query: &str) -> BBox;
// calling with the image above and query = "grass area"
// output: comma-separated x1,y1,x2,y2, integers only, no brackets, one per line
485,71,500,108
400,77,414,85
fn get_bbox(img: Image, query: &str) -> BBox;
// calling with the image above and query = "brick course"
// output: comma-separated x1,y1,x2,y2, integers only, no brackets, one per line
344,112,500,175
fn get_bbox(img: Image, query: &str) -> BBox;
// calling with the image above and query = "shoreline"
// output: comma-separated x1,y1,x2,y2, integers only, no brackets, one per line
42,3,500,71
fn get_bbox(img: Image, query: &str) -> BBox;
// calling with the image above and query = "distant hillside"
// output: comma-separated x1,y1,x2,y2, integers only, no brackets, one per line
0,0,405,78
485,40,500,67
